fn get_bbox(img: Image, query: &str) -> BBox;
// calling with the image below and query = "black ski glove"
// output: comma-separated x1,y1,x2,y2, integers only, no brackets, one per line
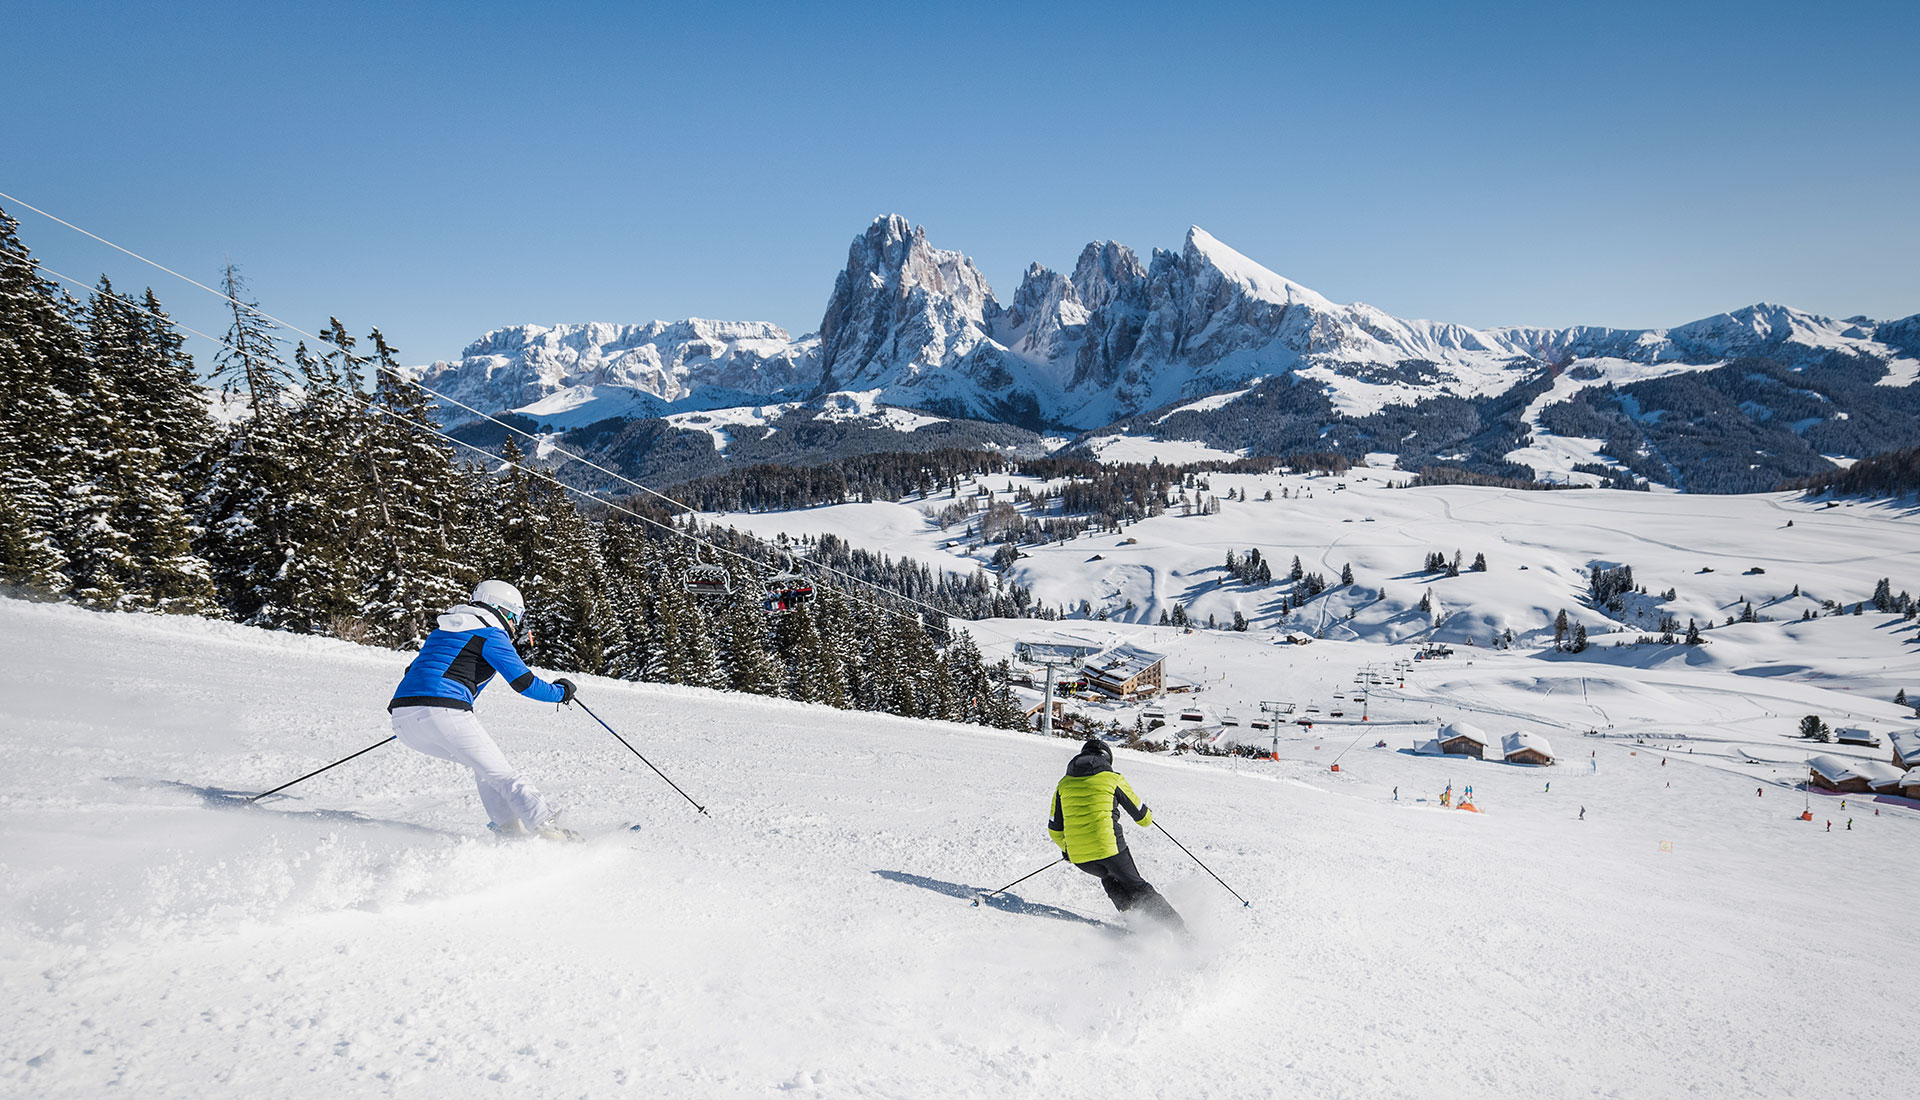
554,678,577,705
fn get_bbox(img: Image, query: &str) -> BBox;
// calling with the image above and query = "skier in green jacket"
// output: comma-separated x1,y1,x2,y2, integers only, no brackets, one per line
1048,738,1185,931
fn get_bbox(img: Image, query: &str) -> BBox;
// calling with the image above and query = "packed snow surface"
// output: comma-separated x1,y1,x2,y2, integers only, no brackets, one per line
3,590,1915,1098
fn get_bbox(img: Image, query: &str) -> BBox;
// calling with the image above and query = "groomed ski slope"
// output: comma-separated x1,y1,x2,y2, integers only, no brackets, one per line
2,598,1913,1099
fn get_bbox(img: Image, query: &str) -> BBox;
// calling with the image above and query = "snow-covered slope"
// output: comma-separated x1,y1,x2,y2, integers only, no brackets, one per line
4,591,1914,1098
707,468,1920,668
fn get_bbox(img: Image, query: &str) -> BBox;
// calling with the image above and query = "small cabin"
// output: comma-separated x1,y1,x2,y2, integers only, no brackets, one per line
1437,722,1491,759
1890,729,1920,770
1834,728,1881,748
1502,730,1555,766
1807,754,1873,793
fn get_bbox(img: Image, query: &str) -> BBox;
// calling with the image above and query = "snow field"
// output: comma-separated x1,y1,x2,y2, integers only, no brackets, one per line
708,474,1920,661
3,598,1915,1097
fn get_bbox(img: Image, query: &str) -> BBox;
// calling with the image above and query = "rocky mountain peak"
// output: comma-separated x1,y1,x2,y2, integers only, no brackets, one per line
814,215,1003,393
1069,241,1145,311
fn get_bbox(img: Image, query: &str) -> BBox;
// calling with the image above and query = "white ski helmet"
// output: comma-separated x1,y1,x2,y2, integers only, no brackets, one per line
471,579,526,633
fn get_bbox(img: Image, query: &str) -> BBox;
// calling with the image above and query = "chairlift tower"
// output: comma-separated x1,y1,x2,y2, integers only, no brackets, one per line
1018,640,1097,740
1259,700,1295,758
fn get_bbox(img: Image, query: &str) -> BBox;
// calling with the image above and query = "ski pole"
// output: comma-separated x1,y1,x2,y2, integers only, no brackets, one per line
574,698,710,816
971,857,1067,907
1155,821,1251,908
247,736,396,803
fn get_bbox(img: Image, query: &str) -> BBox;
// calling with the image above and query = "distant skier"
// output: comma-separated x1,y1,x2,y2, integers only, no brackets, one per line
388,580,580,840
1048,739,1185,932
1579,806,1585,820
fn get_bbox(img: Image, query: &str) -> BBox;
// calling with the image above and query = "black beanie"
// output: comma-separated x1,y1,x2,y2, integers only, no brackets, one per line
1081,737,1112,758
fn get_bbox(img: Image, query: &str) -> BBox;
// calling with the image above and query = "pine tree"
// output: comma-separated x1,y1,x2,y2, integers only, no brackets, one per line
1341,562,1355,586
1554,608,1570,645
358,330,468,645
80,280,217,614
1685,618,1702,645
1470,552,1487,572
0,206,83,596
1290,555,1304,582
212,265,291,415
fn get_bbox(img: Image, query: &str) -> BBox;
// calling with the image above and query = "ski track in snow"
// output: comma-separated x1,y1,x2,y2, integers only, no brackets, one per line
2,598,1915,1098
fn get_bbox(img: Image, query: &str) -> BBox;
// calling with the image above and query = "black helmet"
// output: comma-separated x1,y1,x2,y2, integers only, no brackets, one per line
1080,737,1112,758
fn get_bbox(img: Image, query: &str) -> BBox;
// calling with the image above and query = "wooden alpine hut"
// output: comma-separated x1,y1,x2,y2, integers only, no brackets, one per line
1437,722,1491,759
1502,730,1555,766
1807,754,1873,794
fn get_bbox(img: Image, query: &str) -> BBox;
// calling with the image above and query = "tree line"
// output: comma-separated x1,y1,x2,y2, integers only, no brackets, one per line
0,206,1029,730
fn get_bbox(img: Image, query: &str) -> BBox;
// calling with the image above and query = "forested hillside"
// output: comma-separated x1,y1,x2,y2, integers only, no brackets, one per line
0,206,1028,729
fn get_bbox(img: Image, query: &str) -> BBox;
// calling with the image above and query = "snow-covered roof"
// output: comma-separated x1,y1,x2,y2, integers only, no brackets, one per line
1890,728,1920,766
1438,722,1491,746
1807,754,1863,783
1834,727,1880,746
1851,760,1906,790
1502,730,1555,761
1902,771,1920,793
1081,644,1166,682
1413,738,1447,756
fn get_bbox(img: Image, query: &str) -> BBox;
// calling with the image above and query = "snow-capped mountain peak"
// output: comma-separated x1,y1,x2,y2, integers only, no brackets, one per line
1181,225,1336,313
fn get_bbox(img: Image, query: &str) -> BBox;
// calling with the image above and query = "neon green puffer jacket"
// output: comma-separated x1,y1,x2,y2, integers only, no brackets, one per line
1048,749,1152,862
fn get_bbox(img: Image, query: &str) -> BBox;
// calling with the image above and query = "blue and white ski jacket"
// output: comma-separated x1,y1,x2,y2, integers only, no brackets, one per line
388,604,566,712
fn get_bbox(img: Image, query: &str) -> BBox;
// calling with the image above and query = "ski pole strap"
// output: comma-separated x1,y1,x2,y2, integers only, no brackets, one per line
1155,821,1252,907
248,735,396,802
574,699,710,816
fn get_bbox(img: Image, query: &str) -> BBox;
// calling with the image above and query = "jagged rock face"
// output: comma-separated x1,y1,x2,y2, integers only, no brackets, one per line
815,215,1003,394
1003,264,1086,365
1070,242,1145,311
407,319,819,417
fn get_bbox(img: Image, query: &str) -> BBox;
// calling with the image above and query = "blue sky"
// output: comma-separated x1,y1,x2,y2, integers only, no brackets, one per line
7,0,1917,365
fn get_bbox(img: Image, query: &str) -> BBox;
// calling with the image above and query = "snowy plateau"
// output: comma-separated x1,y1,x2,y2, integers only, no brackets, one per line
5,469,1918,1099
405,216,1920,490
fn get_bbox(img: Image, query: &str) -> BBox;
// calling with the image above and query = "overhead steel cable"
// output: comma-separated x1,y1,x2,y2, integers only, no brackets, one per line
0,239,1023,644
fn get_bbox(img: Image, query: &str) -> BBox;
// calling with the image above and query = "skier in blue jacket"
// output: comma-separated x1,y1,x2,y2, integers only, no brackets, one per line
388,579,580,840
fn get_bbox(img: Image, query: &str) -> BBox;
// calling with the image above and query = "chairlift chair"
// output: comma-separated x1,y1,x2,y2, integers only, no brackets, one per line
684,551,733,597
762,556,815,613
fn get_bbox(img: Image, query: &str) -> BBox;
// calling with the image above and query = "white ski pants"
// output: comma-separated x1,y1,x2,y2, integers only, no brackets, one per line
390,706,552,829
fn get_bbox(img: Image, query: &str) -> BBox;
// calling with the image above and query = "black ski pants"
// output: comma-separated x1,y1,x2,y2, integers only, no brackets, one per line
1074,849,1182,926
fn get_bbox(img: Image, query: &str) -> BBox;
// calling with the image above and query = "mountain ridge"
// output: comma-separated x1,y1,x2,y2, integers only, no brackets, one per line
404,215,1920,488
